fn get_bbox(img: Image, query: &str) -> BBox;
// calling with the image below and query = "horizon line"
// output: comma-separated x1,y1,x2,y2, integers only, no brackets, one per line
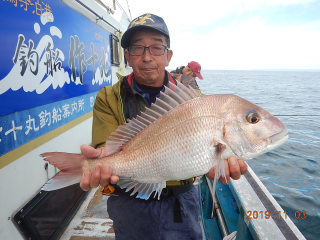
167,68,320,71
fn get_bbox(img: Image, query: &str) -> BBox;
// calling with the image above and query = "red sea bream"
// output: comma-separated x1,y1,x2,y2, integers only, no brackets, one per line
41,82,288,200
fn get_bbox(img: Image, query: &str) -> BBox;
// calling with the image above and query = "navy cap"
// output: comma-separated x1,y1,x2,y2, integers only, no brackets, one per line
121,13,170,49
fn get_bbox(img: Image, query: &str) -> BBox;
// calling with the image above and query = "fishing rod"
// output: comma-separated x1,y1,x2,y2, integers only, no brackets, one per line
205,176,229,238
274,115,320,116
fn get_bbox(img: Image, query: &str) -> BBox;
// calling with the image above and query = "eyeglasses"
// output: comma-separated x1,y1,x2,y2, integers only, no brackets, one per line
128,44,169,56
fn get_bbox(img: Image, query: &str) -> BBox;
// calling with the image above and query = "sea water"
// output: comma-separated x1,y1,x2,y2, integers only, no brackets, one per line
197,70,320,240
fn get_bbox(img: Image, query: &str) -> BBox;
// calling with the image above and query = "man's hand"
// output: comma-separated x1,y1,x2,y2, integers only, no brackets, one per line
79,144,119,191
206,156,247,184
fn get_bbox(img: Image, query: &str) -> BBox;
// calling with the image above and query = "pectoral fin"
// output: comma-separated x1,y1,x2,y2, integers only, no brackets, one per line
211,142,227,205
216,143,227,182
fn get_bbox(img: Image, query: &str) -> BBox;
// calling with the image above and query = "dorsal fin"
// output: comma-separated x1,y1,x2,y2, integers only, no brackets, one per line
163,86,186,104
152,98,173,111
144,108,162,119
188,85,202,97
150,103,167,115
177,81,201,98
104,82,200,156
140,112,157,123
136,115,152,126
168,82,193,101
158,92,180,108
127,120,144,131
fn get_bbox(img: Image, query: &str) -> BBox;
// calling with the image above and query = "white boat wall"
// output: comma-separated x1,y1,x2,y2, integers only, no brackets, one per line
0,1,131,239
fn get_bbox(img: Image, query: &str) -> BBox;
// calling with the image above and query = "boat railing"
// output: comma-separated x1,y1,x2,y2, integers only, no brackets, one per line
198,166,306,240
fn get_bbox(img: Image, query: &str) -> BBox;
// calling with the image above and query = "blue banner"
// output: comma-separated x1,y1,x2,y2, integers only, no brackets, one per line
0,0,113,117
0,91,98,157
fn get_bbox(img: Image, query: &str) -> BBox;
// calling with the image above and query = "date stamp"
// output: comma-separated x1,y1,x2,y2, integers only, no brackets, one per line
247,211,306,219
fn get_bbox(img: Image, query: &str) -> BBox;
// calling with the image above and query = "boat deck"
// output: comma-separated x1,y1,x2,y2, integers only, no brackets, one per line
60,185,207,240
60,188,115,240
59,169,307,240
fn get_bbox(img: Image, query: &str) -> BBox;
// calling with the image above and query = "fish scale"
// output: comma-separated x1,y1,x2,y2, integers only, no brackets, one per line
41,83,288,201
110,113,218,181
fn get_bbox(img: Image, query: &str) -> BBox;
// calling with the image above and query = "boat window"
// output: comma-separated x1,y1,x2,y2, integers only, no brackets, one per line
111,35,120,66
13,185,88,240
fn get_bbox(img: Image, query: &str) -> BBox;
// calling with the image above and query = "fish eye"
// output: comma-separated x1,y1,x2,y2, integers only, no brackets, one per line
246,112,260,124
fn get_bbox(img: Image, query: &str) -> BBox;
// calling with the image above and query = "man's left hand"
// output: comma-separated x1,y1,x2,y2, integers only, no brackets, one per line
206,156,247,184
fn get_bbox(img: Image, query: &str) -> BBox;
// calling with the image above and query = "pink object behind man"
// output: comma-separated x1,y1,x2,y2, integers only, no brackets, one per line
188,61,203,79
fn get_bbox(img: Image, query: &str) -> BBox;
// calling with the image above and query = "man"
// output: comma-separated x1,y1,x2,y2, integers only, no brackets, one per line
80,13,247,239
171,61,203,79
170,61,203,90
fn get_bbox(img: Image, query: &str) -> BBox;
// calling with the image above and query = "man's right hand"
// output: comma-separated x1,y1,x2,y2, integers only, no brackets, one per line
79,144,119,191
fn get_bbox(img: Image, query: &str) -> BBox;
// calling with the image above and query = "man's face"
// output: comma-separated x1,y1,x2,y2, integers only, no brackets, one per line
182,66,196,77
124,29,173,87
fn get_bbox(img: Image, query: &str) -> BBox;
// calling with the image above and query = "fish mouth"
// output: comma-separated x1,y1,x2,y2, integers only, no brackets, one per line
270,128,288,142
266,128,289,151
245,130,288,160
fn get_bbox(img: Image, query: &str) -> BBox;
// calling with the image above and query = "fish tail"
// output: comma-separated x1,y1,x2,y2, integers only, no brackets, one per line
41,152,86,191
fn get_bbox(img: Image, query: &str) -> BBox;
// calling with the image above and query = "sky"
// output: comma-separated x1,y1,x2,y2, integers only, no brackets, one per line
119,0,320,70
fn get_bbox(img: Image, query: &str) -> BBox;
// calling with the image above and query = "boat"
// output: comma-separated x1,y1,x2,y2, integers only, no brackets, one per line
0,1,307,239
57,166,307,240
0,0,131,239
